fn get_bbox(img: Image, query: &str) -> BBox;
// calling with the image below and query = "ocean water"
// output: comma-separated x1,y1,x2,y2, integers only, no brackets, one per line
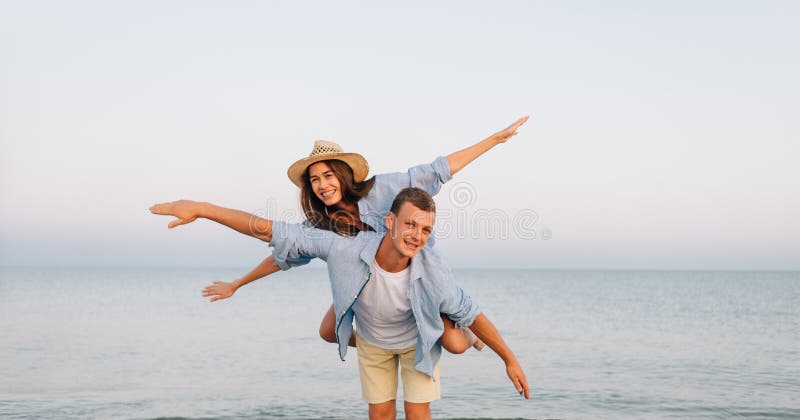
0,267,798,419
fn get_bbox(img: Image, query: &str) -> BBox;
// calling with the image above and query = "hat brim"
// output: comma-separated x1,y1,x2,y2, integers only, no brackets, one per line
287,152,369,188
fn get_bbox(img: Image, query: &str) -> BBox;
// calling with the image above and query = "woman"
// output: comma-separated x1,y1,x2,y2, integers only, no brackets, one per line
171,116,528,352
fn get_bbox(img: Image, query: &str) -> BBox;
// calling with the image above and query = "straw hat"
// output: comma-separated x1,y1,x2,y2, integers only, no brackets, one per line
287,140,369,188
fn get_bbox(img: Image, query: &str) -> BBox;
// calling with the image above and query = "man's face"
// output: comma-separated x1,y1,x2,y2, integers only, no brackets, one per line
385,202,435,259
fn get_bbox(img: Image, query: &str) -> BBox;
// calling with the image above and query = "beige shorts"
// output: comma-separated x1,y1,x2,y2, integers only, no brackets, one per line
355,333,441,404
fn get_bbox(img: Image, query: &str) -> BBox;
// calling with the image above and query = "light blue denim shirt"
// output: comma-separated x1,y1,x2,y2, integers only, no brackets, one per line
269,221,481,378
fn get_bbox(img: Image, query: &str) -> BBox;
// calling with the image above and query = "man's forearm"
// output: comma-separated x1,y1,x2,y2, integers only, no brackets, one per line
197,202,273,242
467,311,531,399
468,312,519,364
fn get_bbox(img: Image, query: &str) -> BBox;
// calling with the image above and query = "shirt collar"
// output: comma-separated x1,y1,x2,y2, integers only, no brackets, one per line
358,232,382,267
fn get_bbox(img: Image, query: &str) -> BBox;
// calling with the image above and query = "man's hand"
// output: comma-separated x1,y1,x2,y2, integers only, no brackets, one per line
466,313,531,399
149,200,203,228
492,115,529,144
506,360,531,399
202,281,237,302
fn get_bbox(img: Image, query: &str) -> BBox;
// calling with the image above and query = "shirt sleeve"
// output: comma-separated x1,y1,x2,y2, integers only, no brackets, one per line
406,155,453,196
278,219,318,268
418,246,478,327
440,284,481,328
373,156,453,199
269,221,335,271
281,253,315,268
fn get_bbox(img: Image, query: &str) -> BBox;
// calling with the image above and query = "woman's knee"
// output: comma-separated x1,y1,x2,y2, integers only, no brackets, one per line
439,314,470,354
441,334,469,354
319,324,337,343
319,304,338,343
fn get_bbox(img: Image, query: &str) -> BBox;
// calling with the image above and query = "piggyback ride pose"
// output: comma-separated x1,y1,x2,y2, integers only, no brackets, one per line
158,116,529,352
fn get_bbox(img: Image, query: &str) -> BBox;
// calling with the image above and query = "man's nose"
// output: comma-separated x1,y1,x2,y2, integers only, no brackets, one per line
411,226,422,239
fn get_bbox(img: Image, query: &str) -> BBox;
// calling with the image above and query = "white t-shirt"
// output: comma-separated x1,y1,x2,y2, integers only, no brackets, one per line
352,262,419,349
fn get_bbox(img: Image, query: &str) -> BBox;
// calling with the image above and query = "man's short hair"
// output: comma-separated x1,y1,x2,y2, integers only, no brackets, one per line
389,187,436,214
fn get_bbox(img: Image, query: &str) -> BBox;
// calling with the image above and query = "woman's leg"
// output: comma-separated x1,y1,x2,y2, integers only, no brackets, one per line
319,303,355,347
319,304,338,343
440,314,483,354
323,306,478,351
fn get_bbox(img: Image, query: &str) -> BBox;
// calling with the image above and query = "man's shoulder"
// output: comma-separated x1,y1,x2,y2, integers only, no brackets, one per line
412,248,456,287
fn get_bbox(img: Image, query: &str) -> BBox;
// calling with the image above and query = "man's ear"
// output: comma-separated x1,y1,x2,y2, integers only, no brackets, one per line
385,212,395,230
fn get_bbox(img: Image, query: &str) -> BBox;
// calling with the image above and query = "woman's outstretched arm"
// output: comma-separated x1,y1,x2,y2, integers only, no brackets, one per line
202,255,281,302
149,200,273,241
447,115,529,176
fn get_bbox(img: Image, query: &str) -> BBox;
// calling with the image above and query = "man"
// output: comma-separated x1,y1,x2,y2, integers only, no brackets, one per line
151,188,530,420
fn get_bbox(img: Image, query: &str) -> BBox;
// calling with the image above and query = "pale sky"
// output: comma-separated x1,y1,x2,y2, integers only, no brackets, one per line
1,1,798,269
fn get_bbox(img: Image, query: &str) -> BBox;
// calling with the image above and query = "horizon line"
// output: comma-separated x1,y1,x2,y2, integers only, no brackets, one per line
1,265,798,273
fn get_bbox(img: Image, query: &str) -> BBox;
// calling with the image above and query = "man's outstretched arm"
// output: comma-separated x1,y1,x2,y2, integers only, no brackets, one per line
149,200,273,242
469,312,531,399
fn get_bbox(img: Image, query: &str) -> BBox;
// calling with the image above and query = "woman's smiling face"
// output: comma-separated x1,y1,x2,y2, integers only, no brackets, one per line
308,161,343,206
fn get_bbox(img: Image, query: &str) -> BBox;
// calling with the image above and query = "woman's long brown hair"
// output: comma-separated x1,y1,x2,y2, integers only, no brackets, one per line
300,159,376,236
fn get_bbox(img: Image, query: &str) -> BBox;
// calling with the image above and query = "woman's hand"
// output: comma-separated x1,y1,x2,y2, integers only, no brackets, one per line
202,281,237,302
491,115,529,144
447,115,531,176
149,200,204,228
